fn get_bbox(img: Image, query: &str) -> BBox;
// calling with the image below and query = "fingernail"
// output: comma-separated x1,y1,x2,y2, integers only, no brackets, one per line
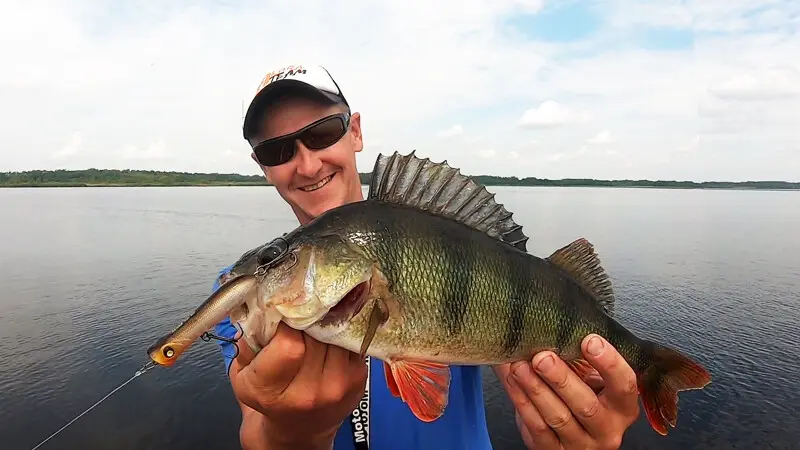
535,355,554,373
512,362,531,378
587,336,604,356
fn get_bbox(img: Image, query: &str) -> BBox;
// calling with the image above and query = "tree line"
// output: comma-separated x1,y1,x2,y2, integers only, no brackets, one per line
0,169,268,187
0,168,797,190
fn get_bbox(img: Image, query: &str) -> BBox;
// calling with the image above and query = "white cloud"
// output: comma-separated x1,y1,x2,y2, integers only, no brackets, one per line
707,66,800,101
437,125,464,137
606,0,693,28
517,101,587,129
586,130,615,145
0,0,798,182
513,0,546,14
609,0,800,32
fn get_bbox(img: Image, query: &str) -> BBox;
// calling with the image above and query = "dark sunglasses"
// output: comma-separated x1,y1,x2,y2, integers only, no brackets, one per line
252,112,351,167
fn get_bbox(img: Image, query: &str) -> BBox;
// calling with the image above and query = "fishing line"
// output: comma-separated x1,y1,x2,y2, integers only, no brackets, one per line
29,361,158,450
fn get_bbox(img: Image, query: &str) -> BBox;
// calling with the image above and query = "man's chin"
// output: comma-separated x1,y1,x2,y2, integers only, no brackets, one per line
294,194,345,221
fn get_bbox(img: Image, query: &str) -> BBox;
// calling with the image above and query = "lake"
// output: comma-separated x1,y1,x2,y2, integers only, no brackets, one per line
0,185,798,450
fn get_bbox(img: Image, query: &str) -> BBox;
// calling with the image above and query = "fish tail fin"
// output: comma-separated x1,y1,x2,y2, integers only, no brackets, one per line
638,342,711,436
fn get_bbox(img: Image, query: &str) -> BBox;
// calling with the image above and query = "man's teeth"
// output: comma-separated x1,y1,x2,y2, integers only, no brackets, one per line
300,174,334,192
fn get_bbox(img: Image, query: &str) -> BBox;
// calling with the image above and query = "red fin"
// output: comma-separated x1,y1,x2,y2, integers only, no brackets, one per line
567,358,598,379
639,343,712,435
567,359,604,392
387,360,451,422
384,361,400,397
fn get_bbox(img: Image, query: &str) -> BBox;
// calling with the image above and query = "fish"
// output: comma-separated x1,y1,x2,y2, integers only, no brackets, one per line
146,150,711,436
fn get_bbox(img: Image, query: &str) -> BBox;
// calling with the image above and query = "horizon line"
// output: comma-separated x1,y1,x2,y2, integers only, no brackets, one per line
1,167,797,185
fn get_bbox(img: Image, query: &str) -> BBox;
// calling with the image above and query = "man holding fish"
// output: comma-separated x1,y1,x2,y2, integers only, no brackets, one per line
204,64,658,449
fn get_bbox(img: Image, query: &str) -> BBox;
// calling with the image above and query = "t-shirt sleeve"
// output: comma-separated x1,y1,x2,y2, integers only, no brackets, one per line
211,264,238,377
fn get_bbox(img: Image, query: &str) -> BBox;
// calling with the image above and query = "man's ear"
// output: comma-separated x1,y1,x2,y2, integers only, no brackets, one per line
350,112,363,153
251,152,271,182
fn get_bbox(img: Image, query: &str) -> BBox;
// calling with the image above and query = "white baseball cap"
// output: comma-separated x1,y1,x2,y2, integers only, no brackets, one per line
242,64,350,141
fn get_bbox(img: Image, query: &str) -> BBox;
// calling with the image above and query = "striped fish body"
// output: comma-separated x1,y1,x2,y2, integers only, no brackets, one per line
301,199,631,369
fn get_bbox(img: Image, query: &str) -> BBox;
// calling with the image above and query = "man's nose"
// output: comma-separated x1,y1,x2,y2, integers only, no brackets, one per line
294,141,323,177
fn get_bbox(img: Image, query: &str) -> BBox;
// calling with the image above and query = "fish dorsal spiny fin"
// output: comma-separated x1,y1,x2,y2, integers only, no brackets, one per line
368,150,529,252
546,238,615,316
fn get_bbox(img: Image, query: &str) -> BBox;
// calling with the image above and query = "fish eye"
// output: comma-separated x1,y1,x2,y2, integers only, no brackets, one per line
163,346,175,359
258,238,288,265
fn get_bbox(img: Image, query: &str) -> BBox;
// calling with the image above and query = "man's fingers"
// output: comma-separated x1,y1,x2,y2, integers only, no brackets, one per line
292,332,329,380
529,351,608,438
319,340,354,395
241,324,306,396
515,411,538,450
510,359,590,448
321,345,368,406
493,363,562,449
581,334,640,414
279,332,332,411
323,344,365,382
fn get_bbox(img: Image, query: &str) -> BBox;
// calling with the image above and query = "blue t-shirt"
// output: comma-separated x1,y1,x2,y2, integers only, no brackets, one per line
211,265,495,449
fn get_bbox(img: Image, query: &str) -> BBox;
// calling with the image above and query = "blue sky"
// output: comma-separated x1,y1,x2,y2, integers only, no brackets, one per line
506,2,605,43
505,1,697,52
1,0,798,181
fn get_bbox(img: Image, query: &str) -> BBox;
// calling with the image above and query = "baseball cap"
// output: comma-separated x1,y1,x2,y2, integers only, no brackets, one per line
242,64,349,141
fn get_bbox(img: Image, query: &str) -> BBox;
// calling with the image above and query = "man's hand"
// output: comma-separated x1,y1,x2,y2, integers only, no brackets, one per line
229,322,368,450
494,334,640,450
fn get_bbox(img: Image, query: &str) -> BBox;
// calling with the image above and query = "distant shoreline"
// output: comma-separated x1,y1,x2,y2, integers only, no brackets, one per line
2,182,798,192
1,168,798,190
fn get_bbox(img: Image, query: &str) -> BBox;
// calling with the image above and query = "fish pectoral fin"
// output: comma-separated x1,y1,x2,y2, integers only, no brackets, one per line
359,299,389,359
387,359,451,422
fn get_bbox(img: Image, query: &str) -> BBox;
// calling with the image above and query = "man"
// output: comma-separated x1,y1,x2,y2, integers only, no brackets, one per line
210,64,641,450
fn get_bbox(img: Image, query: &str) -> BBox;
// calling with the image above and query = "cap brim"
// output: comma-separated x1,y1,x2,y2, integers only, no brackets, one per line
242,80,343,141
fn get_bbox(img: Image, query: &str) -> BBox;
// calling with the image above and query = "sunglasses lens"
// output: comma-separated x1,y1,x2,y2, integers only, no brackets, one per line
303,117,346,149
256,140,295,167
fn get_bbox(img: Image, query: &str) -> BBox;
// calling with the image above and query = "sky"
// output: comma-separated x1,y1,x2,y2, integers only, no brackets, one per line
1,0,799,182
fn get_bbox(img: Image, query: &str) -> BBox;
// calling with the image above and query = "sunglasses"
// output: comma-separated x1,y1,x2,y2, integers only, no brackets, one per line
252,112,351,167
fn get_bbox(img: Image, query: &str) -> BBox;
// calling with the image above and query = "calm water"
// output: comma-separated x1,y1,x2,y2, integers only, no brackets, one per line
0,186,798,450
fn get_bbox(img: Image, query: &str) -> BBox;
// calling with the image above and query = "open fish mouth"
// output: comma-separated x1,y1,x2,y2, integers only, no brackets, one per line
316,279,371,327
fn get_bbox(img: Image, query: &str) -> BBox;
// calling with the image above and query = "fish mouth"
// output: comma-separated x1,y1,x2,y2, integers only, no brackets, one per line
317,279,371,327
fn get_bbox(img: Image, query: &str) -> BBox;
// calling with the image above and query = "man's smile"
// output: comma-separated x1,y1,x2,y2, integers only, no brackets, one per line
299,173,335,192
